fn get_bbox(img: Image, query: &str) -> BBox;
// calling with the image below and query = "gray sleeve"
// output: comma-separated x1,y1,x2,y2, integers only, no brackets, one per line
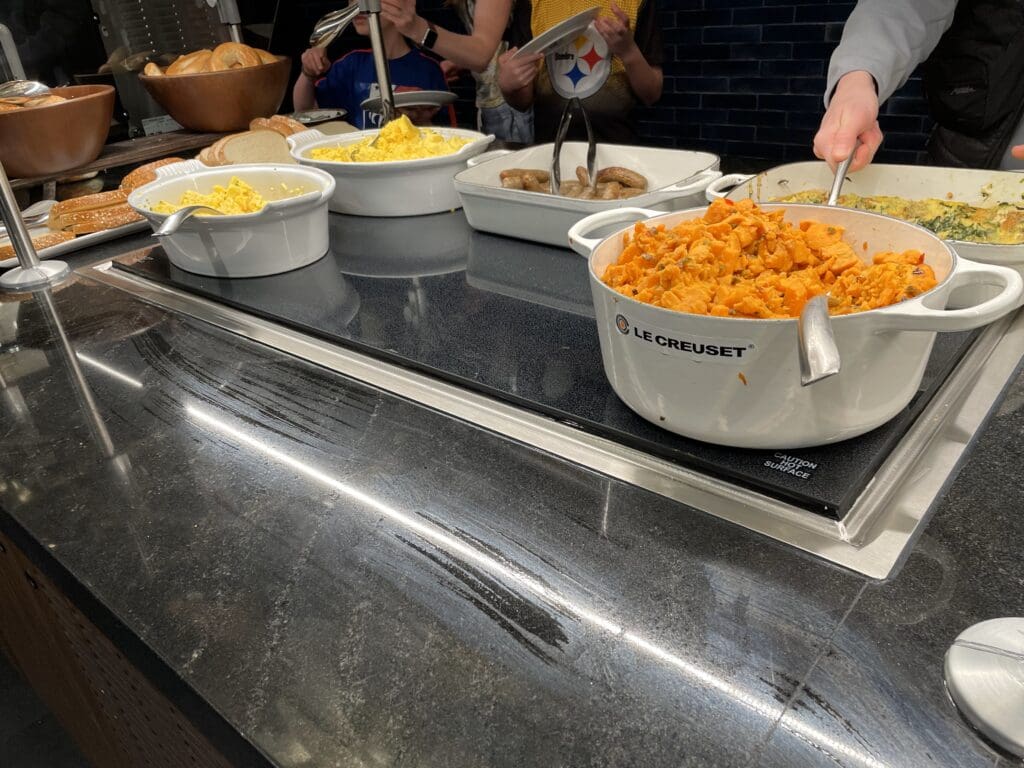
824,0,959,107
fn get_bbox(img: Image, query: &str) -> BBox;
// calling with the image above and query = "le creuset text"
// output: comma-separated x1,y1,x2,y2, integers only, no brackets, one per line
615,314,752,361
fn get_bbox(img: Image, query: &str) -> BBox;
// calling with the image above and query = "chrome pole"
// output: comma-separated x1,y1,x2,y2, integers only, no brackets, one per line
211,0,245,43
358,0,396,125
0,160,68,290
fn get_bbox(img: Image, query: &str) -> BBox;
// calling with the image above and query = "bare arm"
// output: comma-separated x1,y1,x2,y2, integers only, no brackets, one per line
381,0,512,73
293,48,330,111
293,75,317,111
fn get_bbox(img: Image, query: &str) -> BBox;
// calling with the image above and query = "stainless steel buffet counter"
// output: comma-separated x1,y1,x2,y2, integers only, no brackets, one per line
0,211,1022,767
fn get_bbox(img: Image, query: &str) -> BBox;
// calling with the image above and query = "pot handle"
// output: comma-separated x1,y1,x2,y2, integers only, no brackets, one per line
639,169,723,205
287,128,327,151
567,207,661,257
466,148,515,167
704,173,754,202
155,159,206,179
869,259,1024,333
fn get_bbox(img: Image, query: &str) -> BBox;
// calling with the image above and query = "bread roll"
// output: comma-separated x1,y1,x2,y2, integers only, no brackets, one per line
166,49,213,75
119,157,185,193
143,62,164,76
249,117,272,131
268,115,306,136
0,231,75,259
220,130,296,165
254,48,277,65
208,42,262,71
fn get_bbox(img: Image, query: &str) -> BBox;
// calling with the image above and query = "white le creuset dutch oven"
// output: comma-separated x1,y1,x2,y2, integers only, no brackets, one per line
288,127,494,217
568,203,1024,449
129,160,336,278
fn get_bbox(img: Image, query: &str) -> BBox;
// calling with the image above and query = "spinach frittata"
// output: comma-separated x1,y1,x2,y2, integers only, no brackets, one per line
773,191,1024,244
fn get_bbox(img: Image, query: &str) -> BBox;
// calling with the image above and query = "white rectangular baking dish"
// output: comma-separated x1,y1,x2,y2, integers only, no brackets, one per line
706,161,1024,267
454,143,721,248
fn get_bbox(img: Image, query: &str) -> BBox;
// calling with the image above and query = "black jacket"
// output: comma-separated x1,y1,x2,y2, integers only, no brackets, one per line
924,0,1024,167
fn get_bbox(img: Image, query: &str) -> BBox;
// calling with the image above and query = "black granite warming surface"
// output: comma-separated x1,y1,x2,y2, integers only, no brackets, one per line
116,211,977,518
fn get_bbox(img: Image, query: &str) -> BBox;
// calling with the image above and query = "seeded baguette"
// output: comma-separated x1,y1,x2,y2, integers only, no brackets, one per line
49,190,128,230
59,204,143,235
0,231,75,258
119,157,185,193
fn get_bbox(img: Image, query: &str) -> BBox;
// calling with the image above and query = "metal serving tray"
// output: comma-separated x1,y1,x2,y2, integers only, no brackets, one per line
0,211,148,270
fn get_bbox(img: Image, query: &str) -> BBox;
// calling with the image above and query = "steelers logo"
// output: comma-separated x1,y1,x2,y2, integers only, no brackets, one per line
547,25,610,100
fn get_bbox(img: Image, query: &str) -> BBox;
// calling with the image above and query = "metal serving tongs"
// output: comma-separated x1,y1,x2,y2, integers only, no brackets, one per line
797,145,858,386
551,97,596,196
310,4,361,49
310,0,396,126
0,79,49,100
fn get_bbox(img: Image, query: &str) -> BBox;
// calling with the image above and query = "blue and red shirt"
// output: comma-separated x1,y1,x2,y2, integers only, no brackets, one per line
314,48,449,129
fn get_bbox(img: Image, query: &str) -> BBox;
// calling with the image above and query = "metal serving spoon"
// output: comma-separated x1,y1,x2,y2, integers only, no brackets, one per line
0,80,50,99
152,205,223,237
797,147,857,386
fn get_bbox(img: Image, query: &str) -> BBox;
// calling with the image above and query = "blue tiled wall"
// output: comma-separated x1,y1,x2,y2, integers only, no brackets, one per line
325,0,936,163
635,0,933,162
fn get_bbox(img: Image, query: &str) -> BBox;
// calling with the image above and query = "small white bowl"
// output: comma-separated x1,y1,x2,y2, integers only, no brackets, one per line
128,161,336,278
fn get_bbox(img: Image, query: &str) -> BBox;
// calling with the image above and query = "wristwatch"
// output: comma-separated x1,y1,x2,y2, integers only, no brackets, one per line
418,21,438,51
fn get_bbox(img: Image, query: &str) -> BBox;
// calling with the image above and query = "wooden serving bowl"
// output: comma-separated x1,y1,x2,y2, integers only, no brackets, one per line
139,57,291,132
0,85,115,178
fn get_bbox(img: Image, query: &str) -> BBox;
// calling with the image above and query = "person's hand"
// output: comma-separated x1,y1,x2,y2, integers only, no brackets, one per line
300,48,331,79
594,2,637,58
813,70,882,172
497,47,541,94
440,60,464,86
1013,145,1024,160
381,0,422,38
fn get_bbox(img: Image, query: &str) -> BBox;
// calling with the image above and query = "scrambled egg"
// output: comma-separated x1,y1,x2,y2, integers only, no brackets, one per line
308,115,470,163
152,177,268,215
601,199,937,319
775,190,1024,245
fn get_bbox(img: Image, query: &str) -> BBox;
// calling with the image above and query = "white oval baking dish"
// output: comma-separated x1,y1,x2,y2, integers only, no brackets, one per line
289,127,494,217
128,160,335,278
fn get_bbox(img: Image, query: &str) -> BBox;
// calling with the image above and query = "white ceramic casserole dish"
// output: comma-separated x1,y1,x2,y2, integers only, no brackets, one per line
454,142,721,247
128,160,335,278
706,162,1024,305
568,203,1023,449
288,127,494,216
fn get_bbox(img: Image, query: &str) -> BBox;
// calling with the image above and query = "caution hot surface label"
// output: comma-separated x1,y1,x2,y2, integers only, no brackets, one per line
615,314,756,364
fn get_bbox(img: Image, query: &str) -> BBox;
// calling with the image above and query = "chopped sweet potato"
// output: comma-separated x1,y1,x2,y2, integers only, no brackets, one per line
600,199,938,319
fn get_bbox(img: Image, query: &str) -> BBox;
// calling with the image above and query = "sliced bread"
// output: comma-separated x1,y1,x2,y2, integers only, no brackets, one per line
220,129,296,165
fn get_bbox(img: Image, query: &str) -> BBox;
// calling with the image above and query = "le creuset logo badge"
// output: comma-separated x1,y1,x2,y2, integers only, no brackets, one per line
617,314,755,363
